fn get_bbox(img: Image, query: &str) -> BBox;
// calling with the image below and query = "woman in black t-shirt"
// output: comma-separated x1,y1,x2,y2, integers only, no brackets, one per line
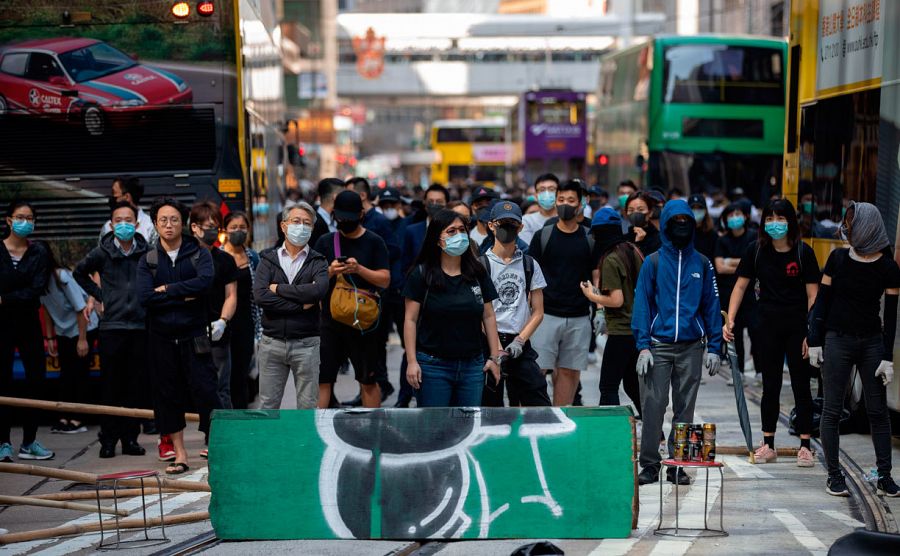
714,203,759,374
808,202,900,497
402,209,502,407
625,192,662,257
723,199,820,467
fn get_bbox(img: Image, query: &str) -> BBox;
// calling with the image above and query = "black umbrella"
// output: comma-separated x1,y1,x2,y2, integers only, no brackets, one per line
722,311,755,460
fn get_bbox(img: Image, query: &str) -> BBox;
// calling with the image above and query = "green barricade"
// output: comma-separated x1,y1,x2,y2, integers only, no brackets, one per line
209,406,635,540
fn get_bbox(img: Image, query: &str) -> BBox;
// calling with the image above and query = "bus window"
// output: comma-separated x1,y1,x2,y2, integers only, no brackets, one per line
663,45,784,105
436,127,505,143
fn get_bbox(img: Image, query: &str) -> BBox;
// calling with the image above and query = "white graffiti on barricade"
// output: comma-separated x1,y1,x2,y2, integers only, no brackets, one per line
315,407,577,539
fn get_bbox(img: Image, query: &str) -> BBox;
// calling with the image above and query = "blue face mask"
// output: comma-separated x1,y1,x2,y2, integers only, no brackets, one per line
692,208,707,222
442,233,470,256
764,221,788,240
113,222,136,241
727,215,745,230
286,223,312,247
536,190,556,210
11,219,34,238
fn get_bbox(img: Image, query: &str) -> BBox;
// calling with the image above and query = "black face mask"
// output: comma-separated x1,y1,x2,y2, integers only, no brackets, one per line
494,223,519,244
628,212,647,228
200,228,218,245
476,206,490,220
667,219,694,249
588,200,602,211
557,204,578,222
228,230,247,246
337,219,360,234
426,203,445,218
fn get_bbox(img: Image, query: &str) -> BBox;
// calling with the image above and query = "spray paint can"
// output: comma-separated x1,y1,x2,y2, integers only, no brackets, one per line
702,423,717,462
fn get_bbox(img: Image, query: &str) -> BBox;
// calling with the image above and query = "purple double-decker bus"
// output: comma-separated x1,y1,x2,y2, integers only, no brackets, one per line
510,89,588,184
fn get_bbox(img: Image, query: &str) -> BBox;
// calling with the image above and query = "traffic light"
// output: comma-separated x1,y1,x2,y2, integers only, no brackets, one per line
287,144,306,167
595,152,610,186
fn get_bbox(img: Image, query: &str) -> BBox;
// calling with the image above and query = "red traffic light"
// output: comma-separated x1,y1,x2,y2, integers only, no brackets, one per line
197,1,215,16
597,154,609,166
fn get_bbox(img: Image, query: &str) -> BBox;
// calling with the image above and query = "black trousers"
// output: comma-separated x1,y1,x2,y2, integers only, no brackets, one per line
98,329,145,444
0,308,45,445
755,309,813,435
821,332,892,478
147,331,221,436
482,333,551,407
56,329,98,421
598,334,642,418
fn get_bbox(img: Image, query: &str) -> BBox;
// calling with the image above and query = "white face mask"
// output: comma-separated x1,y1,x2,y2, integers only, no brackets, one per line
286,223,312,247
382,208,400,221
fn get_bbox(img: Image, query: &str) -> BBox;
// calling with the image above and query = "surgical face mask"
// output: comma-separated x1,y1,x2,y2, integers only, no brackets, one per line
426,202,445,218
494,223,519,244
557,203,578,222
382,208,399,221
537,191,556,210
588,200,602,211
618,194,629,207
336,219,360,234
667,219,694,249
801,201,815,214
11,219,34,238
628,211,647,228
286,223,312,247
199,228,219,245
114,222,136,241
228,230,248,246
442,233,470,256
726,215,746,230
692,208,707,222
764,221,788,240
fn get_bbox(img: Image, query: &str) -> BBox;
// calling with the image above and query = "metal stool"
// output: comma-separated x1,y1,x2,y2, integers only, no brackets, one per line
95,470,169,550
655,459,727,538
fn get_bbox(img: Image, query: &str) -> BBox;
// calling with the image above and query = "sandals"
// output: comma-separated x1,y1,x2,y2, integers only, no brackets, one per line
165,462,189,475
200,449,208,459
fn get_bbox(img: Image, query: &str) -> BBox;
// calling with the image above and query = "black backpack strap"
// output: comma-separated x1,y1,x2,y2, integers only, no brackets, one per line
145,249,159,279
584,227,595,252
523,254,534,294
539,224,553,255
478,254,491,278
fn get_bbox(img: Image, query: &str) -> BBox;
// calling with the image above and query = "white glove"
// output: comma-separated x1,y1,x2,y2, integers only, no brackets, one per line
505,337,525,359
593,309,607,336
808,346,824,368
875,361,894,386
210,319,227,342
637,349,653,377
705,352,722,376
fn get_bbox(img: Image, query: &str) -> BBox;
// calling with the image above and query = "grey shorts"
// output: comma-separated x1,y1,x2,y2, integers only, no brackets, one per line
531,314,591,372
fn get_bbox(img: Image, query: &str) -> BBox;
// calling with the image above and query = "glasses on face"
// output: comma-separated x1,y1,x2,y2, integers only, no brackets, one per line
442,226,467,238
157,217,181,226
286,218,310,226
11,215,35,223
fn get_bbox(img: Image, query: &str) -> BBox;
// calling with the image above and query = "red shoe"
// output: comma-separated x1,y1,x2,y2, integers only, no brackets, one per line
158,435,176,462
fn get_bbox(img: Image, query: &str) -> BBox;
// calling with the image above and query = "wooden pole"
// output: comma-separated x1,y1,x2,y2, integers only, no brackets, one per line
0,396,199,422
0,463,211,493
0,495,128,517
0,510,210,545
716,445,799,457
30,488,180,501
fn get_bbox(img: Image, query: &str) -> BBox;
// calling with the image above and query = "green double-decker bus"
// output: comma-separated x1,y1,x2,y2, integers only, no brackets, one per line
594,35,786,206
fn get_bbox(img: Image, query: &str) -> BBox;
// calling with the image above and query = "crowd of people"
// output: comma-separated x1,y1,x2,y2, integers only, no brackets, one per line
0,173,897,497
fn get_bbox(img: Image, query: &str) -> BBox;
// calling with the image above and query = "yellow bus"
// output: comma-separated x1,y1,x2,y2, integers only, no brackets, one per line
784,0,900,416
430,118,508,187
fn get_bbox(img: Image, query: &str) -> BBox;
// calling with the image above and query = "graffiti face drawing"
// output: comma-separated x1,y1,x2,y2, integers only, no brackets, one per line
315,407,576,539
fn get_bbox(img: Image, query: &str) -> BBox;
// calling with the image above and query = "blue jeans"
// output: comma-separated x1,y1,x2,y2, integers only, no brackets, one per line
416,352,484,408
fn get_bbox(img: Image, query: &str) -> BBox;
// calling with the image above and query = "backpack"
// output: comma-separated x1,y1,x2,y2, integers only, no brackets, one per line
329,233,381,333
144,247,201,279
539,222,594,255
479,253,535,296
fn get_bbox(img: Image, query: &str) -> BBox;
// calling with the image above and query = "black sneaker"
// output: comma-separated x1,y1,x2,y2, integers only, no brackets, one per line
50,421,68,434
826,475,850,497
876,475,900,497
380,382,395,402
638,466,660,485
667,467,691,485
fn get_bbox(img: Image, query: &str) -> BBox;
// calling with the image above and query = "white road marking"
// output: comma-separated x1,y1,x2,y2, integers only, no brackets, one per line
819,509,865,529
721,454,774,479
5,467,209,555
648,539,693,555
770,509,828,556
588,484,672,556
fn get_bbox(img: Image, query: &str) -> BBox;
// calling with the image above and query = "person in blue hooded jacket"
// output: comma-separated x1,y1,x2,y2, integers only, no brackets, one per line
631,199,723,486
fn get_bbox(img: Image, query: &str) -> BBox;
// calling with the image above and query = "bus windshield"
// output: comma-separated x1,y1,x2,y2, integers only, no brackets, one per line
58,42,137,83
436,126,505,143
663,44,783,105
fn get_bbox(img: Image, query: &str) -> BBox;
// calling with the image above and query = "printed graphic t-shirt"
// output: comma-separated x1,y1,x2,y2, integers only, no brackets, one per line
736,240,820,314
485,250,547,335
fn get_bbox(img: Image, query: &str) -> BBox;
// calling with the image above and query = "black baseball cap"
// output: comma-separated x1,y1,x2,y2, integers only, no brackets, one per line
490,200,522,223
377,187,401,204
471,186,498,204
333,190,363,220
687,194,706,208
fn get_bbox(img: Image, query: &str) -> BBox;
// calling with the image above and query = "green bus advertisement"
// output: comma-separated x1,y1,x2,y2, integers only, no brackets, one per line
594,35,786,206
0,0,285,263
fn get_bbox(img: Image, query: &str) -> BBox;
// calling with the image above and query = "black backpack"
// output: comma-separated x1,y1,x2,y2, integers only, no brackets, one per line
144,247,201,279
539,222,594,255
479,253,535,296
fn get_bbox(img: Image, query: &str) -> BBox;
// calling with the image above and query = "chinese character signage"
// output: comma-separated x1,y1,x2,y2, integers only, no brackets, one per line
817,0,883,92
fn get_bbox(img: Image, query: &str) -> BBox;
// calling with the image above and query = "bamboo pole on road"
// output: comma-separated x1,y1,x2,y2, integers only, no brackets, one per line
0,495,128,517
0,463,210,492
30,488,180,501
0,396,199,422
0,510,210,545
